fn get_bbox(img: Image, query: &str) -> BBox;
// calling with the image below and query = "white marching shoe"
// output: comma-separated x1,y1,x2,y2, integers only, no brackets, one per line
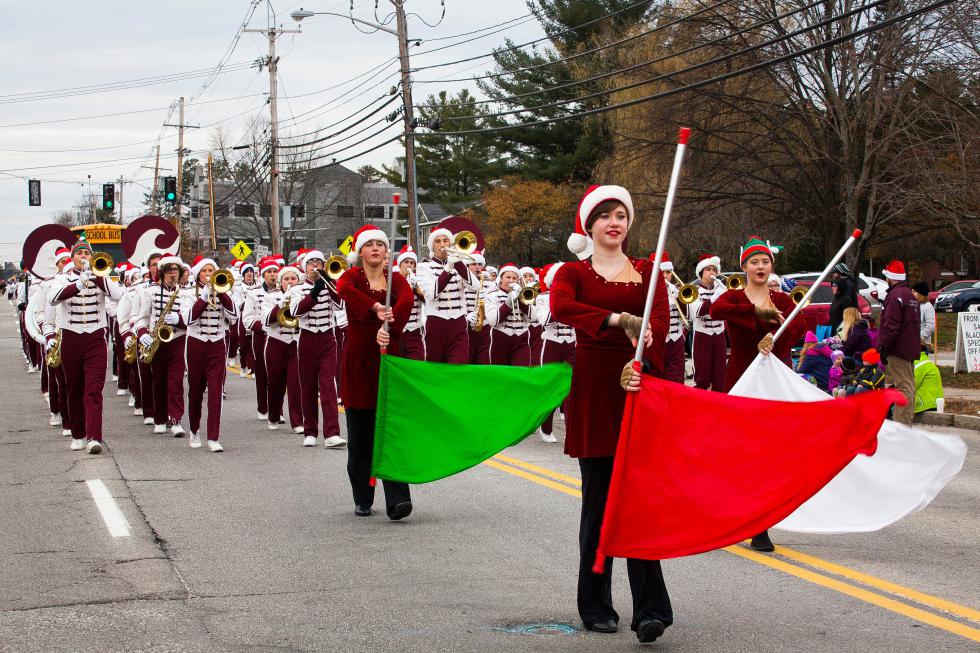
69,438,85,451
128,396,136,407
302,435,317,447
143,417,154,425
134,407,143,416
189,432,202,449
268,422,279,431
43,392,49,399
324,435,347,449
86,440,103,455
293,426,304,434
49,412,60,426
539,430,558,444
153,424,166,434
61,429,72,437
239,368,247,378
171,424,185,438
111,375,118,382
115,389,126,396
256,411,267,421
207,440,224,453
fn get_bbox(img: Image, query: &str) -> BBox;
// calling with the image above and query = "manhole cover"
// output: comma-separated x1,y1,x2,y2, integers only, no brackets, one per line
490,623,579,636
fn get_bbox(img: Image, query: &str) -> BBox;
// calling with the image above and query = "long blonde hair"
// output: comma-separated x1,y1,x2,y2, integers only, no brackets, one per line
840,307,862,340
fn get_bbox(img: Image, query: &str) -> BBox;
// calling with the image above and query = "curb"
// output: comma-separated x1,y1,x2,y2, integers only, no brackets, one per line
915,411,980,431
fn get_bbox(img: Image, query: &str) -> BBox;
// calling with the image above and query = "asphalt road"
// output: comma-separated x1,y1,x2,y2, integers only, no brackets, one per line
1,301,977,652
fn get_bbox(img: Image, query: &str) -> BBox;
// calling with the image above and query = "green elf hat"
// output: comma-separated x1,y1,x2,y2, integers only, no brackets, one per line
71,233,92,257
739,235,776,266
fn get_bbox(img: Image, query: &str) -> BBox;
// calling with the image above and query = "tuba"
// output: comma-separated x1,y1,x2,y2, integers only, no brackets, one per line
90,252,114,277
46,330,62,368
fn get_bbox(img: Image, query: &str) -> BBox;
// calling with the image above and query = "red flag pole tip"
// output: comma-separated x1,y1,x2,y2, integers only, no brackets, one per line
392,193,401,204
678,127,691,144
851,228,863,238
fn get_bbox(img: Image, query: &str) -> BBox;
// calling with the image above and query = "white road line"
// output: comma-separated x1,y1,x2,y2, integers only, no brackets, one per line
85,479,131,538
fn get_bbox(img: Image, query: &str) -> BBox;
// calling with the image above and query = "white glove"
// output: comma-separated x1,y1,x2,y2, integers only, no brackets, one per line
164,312,179,326
507,288,520,302
124,336,134,350
75,270,94,290
446,252,462,266
139,333,153,348
44,338,55,353
199,284,211,301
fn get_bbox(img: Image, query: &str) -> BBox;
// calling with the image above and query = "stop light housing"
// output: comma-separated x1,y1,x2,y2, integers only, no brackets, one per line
164,177,177,203
101,183,115,211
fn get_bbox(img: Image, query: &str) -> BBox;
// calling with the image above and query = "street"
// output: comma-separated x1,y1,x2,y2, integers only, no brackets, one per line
1,301,977,653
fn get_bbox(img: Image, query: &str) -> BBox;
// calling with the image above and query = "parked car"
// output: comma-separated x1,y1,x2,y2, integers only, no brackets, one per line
935,282,980,312
783,272,884,312
791,280,873,333
928,279,979,304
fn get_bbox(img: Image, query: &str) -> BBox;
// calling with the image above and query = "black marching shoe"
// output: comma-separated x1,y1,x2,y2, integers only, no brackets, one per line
354,505,372,517
636,618,665,644
387,501,413,521
586,619,618,634
750,530,775,552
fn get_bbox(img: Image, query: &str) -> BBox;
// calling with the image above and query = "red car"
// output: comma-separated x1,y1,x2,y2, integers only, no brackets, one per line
792,281,872,334
928,280,978,304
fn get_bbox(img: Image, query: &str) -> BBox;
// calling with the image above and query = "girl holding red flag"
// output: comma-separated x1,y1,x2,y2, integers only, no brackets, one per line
709,236,808,551
336,225,414,520
550,185,673,644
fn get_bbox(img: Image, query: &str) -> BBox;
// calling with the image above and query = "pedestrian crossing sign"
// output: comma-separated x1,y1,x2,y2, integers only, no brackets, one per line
232,240,253,261
338,235,354,256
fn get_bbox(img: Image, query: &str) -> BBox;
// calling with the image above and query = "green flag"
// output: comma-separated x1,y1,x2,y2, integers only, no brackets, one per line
373,356,572,483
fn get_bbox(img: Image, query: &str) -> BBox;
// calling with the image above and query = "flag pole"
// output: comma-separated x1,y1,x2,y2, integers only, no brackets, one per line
771,229,862,344
380,192,401,354
633,127,691,364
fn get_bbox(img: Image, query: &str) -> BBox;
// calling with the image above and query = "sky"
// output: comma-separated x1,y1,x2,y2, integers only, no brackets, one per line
0,0,546,264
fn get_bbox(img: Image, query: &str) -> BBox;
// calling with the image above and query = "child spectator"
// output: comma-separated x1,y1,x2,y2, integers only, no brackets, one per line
834,357,858,398
797,331,833,392
851,348,886,395
828,350,845,394
866,315,879,349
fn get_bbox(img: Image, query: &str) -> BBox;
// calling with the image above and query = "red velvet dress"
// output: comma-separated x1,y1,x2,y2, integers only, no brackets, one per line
709,289,807,392
336,267,413,410
550,257,669,458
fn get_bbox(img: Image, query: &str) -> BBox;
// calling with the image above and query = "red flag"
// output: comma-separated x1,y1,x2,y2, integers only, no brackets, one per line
595,378,904,565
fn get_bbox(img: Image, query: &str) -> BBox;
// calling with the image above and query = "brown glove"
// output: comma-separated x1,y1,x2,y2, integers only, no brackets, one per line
619,311,643,342
758,333,774,354
755,305,781,322
620,360,640,391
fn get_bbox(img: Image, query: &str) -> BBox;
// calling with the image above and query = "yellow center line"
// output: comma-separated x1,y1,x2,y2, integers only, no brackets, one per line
484,452,980,643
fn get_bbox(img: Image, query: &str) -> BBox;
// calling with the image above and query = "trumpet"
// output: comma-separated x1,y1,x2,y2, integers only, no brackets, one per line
207,268,234,308
669,271,699,304
444,230,478,261
90,252,114,277
719,273,745,290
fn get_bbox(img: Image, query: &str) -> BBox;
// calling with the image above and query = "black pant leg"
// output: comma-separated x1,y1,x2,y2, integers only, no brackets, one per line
626,559,673,629
345,408,377,508
577,456,619,627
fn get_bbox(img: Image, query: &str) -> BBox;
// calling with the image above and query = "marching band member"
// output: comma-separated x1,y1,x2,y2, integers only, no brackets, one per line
133,253,162,425
48,237,123,454
17,272,41,373
178,263,191,288
483,263,536,366
688,253,727,391
535,262,576,442
550,185,673,643
242,257,279,420
288,249,345,449
236,262,259,377
659,252,687,383
709,235,807,552
416,227,476,363
182,256,237,451
486,266,498,283
336,225,414,519
262,265,303,432
27,248,69,424
466,250,491,364
396,245,426,361
40,257,73,437
115,265,143,410
134,253,190,437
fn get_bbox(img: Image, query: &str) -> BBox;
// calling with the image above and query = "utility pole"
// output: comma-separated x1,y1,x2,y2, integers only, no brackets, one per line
117,175,124,223
393,0,420,252
164,97,200,226
245,22,299,256
207,152,217,253
150,145,161,214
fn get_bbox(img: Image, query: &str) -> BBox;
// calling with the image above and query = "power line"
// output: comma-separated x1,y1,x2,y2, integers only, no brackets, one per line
278,94,401,149
283,120,400,165
419,11,535,43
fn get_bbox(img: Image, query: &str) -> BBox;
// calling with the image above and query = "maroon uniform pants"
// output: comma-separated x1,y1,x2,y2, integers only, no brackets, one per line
113,328,130,390
226,328,238,361
60,329,107,442
401,329,426,361
335,325,348,402
264,337,302,429
40,355,49,394
186,337,227,440
539,339,576,435
149,335,185,426
424,316,468,364
297,330,340,438
240,322,254,371
468,327,490,364
251,331,268,415
663,337,686,384
486,330,531,366
137,361,154,415
528,325,543,365
52,364,71,429
692,330,727,392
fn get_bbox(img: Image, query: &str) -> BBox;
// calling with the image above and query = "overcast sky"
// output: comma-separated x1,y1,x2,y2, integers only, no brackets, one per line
0,0,545,263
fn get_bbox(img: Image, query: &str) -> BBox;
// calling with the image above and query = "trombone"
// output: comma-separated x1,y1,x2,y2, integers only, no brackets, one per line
315,254,348,292
207,268,234,308
667,271,692,330
789,285,810,307
719,273,745,290
443,230,478,262
89,252,114,278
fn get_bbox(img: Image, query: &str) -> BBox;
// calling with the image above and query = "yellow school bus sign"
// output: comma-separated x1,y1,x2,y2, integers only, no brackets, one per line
81,224,123,244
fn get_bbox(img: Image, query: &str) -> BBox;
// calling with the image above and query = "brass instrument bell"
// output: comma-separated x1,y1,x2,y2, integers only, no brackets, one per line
90,252,114,277
325,254,348,280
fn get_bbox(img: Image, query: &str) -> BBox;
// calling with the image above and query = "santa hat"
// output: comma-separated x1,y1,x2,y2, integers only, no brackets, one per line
71,235,92,257
54,247,71,265
882,260,906,281
471,250,486,266
349,224,389,265
769,273,782,286
654,250,673,272
519,266,537,280
190,255,217,278
126,266,143,281
259,256,280,274
298,248,324,268
862,348,881,365
485,266,498,275
696,253,721,278
158,254,182,270
275,255,286,266
277,265,301,285
498,262,520,279
427,227,453,255
542,262,565,291
396,245,418,266
240,262,257,278
739,236,776,266
567,185,634,260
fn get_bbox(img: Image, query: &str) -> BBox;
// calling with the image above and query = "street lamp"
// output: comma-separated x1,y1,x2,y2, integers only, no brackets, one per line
291,5,420,251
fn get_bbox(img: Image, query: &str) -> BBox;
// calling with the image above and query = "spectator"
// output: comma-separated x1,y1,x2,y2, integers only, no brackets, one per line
828,350,845,394
914,346,943,414
767,274,782,292
851,348,886,395
797,331,833,392
829,263,859,333
840,307,871,358
866,315,879,349
834,357,858,398
877,261,921,426
912,281,936,349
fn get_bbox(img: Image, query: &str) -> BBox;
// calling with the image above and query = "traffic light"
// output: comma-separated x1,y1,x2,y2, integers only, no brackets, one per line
163,176,177,203
101,183,115,211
